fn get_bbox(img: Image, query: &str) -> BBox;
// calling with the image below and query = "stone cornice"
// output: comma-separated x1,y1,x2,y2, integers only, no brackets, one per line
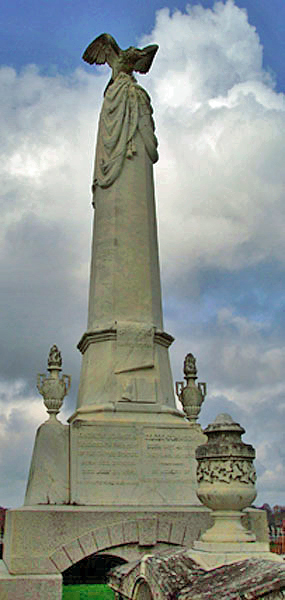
77,329,116,353
77,328,174,354
154,330,174,348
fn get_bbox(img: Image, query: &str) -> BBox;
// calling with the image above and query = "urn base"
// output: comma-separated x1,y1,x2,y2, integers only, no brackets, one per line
198,510,256,544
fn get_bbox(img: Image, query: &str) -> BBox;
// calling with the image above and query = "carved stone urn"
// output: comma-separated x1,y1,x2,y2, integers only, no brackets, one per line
195,413,257,545
176,353,206,423
37,345,71,420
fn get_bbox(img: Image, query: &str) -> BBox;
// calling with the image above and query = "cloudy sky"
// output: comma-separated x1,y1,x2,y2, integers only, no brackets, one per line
0,0,284,509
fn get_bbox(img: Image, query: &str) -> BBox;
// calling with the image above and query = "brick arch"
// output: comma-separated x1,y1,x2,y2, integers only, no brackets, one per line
49,516,188,573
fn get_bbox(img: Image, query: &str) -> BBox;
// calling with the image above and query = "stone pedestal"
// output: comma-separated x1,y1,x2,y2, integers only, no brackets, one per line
69,416,204,506
26,410,205,507
24,348,205,507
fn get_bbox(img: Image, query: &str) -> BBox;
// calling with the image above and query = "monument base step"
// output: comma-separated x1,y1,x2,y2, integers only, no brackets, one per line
3,505,268,576
0,560,62,600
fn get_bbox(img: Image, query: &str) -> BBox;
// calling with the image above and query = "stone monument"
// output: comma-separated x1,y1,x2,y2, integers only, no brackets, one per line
0,35,269,599
25,31,206,509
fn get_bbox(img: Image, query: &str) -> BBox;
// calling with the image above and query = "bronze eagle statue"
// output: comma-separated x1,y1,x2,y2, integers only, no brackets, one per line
82,33,158,90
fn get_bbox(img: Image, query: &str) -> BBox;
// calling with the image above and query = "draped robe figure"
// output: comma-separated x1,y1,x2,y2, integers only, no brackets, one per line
93,72,158,197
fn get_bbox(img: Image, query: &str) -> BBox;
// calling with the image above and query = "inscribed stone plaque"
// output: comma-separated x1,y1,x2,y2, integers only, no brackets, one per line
142,428,191,482
76,424,138,484
70,422,201,505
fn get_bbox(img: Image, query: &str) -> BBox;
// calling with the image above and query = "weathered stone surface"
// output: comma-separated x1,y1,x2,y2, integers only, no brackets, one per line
170,521,187,545
70,419,203,505
4,505,269,576
242,507,271,543
138,517,157,546
179,558,285,599
49,548,72,572
109,549,204,600
78,531,97,556
24,419,69,505
63,539,84,565
93,528,112,551
108,522,125,547
109,552,285,600
4,506,214,574
157,518,172,543
0,561,62,600
123,520,139,544
195,413,257,547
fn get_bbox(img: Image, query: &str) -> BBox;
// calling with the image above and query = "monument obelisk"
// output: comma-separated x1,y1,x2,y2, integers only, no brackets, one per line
68,33,205,505
0,36,269,600
73,35,176,415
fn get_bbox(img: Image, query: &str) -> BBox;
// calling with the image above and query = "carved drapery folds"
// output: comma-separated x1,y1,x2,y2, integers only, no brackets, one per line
93,72,158,195
82,33,159,198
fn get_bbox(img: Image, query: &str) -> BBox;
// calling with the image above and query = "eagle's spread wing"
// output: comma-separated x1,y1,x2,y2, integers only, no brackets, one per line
82,33,120,67
133,44,159,74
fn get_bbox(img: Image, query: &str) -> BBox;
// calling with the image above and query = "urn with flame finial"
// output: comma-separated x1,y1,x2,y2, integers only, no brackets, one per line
37,345,71,419
176,353,206,422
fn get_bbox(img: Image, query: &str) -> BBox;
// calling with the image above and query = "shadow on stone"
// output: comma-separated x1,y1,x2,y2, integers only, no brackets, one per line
63,553,127,585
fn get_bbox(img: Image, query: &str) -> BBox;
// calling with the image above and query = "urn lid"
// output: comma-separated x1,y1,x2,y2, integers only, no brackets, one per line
196,412,255,460
204,413,245,435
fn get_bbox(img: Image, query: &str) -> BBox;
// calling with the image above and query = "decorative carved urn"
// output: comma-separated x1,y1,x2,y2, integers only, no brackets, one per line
37,345,71,420
176,354,206,422
195,413,257,545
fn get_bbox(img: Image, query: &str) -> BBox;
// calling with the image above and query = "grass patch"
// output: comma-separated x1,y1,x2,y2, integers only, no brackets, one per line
62,583,115,600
